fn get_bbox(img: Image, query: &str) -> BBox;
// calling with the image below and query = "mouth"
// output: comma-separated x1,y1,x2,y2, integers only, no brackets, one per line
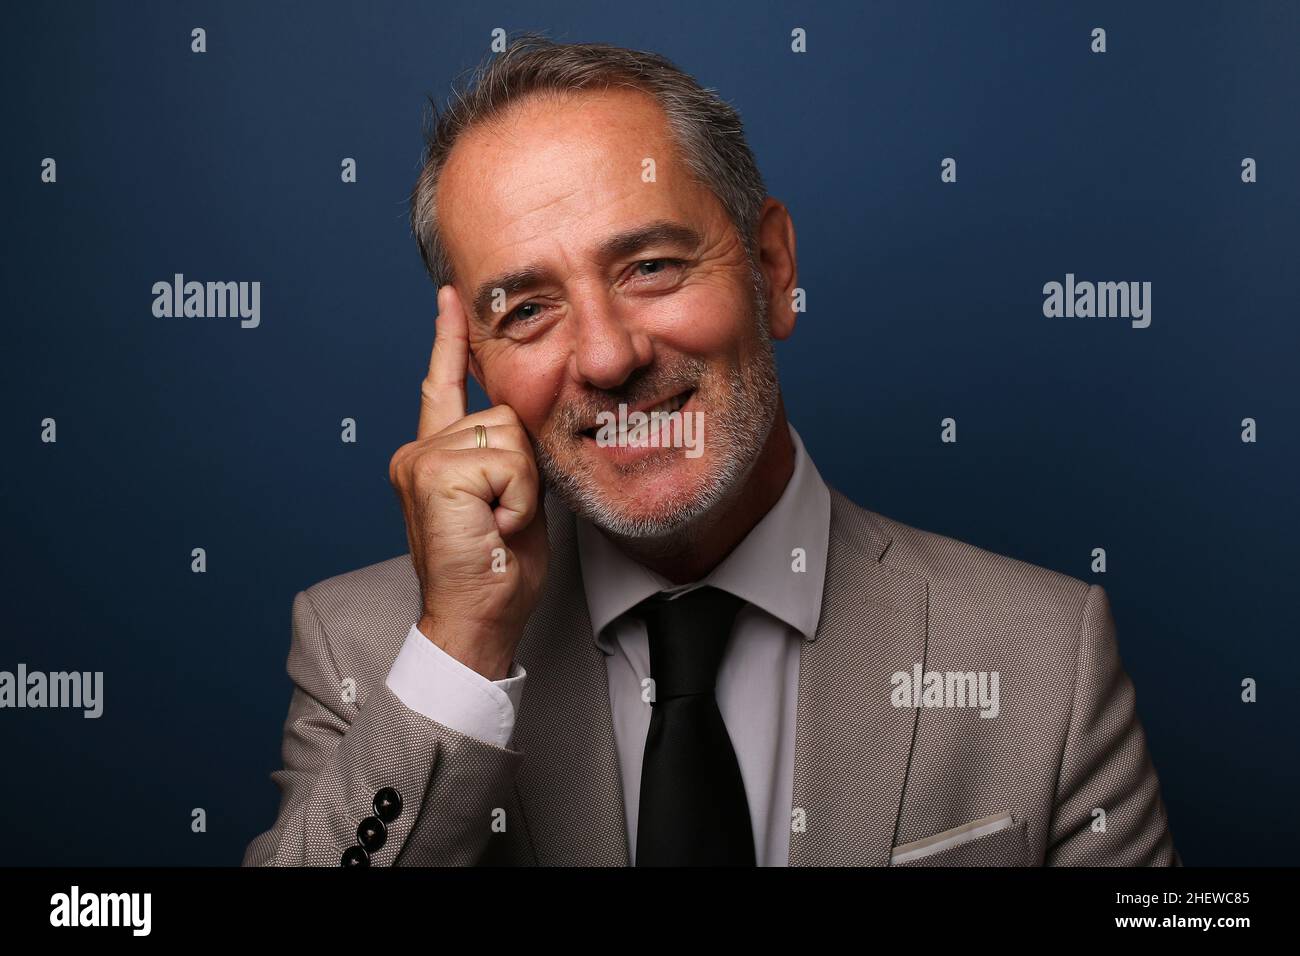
577,388,695,440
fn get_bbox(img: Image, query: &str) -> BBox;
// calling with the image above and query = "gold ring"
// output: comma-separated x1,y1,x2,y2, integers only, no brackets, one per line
475,424,488,449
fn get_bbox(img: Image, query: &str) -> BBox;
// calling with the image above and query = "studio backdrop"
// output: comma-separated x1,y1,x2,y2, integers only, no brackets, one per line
2,0,1296,865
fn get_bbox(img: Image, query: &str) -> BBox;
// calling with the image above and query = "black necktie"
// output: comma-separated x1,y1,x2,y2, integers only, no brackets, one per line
633,585,756,866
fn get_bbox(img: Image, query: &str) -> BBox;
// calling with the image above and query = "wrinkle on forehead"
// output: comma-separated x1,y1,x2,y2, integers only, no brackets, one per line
438,87,742,313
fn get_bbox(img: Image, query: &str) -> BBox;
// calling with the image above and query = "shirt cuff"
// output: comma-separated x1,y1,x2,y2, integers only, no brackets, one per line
384,622,526,749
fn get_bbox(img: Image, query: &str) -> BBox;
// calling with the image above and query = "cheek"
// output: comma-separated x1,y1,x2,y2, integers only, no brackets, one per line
644,283,750,355
478,344,568,431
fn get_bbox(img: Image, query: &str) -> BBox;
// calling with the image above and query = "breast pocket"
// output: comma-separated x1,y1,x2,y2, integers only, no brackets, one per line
890,812,1029,867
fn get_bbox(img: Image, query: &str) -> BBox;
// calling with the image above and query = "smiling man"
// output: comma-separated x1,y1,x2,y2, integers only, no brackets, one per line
244,36,1178,867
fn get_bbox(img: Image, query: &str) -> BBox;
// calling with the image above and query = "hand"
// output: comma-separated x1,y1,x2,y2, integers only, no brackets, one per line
388,285,548,680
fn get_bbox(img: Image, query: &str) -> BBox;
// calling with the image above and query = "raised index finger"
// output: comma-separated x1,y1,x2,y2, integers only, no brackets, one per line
417,284,471,440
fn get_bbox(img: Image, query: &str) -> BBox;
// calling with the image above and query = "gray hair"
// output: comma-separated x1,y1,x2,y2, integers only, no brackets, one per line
408,33,768,289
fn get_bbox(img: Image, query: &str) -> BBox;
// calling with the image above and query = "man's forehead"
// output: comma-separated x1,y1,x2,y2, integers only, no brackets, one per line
443,89,680,199
439,90,707,250
438,88,727,315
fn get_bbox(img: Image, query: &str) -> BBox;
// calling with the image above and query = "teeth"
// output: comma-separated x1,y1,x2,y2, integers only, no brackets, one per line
644,392,688,417
582,391,691,437
624,393,689,444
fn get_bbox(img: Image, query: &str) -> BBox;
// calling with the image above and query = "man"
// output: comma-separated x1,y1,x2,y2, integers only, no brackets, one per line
244,36,1177,867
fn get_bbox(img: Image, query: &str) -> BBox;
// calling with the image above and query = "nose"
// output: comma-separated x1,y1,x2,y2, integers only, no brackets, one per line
567,289,653,390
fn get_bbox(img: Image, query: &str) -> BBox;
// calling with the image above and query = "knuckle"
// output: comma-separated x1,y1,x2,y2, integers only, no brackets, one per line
505,423,530,448
388,445,411,485
506,448,533,472
411,449,446,482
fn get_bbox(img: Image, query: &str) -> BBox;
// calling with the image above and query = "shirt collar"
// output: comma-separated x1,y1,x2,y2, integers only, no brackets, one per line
575,423,831,648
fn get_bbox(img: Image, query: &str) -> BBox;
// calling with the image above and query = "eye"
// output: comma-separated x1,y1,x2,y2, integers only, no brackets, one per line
502,301,546,328
499,259,686,332
629,258,686,283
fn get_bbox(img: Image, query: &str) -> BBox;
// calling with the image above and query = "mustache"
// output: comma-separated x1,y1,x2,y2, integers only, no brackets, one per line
551,360,706,434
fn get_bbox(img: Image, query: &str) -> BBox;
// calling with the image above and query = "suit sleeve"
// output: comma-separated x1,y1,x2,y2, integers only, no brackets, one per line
242,589,526,866
385,622,526,748
1046,584,1179,866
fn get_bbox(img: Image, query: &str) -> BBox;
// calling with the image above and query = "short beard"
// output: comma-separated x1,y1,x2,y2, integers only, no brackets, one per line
531,266,781,546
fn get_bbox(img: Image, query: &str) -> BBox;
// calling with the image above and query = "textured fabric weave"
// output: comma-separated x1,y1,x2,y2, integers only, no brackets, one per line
243,487,1179,867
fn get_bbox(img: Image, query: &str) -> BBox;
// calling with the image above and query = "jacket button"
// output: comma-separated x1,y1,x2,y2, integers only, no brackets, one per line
340,846,370,867
357,816,387,852
374,787,402,822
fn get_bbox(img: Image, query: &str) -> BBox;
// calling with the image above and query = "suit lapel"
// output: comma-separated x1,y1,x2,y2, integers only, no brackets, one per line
510,493,629,865
788,493,929,865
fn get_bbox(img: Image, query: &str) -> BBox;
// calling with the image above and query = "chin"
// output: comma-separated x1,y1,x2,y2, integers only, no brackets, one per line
570,449,743,541
605,475,710,527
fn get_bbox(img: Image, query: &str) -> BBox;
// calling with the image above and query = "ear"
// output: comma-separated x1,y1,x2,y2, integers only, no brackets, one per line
755,197,798,341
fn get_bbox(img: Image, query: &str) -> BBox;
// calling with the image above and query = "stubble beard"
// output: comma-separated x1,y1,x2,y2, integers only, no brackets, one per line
531,280,781,549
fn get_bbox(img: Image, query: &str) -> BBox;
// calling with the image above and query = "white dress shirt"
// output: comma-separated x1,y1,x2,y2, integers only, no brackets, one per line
385,424,831,866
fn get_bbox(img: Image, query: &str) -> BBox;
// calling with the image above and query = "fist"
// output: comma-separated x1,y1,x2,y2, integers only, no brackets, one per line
388,285,548,680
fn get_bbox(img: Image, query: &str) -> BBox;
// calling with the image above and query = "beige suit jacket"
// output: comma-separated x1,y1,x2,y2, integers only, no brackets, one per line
243,488,1178,866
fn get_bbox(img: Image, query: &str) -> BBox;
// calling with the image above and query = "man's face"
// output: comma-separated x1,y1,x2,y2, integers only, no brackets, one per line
437,87,781,539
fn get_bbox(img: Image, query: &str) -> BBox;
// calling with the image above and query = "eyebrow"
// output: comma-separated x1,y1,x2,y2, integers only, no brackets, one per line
470,219,704,323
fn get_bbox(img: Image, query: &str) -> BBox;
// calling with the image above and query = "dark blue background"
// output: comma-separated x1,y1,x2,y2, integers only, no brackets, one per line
3,1,1296,865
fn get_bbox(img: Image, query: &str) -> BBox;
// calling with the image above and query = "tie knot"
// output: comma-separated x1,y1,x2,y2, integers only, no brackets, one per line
634,586,747,700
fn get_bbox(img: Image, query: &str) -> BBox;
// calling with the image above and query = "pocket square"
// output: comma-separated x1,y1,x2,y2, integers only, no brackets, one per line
889,812,1015,865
